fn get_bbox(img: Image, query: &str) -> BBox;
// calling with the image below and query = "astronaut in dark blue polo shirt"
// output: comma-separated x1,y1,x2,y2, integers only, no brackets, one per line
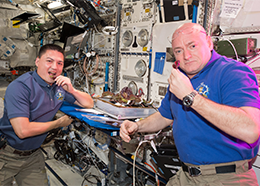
0,44,94,185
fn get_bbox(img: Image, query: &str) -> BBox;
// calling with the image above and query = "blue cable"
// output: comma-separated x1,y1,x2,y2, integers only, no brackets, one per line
88,0,109,12
192,4,198,23
72,55,86,62
40,33,43,47
149,48,152,69
105,62,109,91
74,11,77,26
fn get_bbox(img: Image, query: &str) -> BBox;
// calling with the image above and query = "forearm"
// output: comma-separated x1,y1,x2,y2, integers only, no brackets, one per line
136,112,173,133
192,94,260,144
22,120,61,138
71,88,94,108
10,116,71,139
55,75,94,108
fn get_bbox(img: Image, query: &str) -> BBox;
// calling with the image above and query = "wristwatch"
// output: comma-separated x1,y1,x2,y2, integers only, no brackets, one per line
183,90,198,107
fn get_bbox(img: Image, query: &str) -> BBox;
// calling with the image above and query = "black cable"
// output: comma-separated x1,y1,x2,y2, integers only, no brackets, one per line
136,168,142,186
140,171,145,186
253,165,260,169
43,128,62,144
81,177,95,186
53,151,67,165
81,174,101,186
54,139,76,165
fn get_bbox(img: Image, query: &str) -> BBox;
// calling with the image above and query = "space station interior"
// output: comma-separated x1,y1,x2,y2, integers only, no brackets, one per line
0,0,260,185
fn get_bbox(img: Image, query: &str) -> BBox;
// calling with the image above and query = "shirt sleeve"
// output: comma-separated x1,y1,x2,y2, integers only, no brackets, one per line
64,91,77,104
158,86,174,120
5,81,30,119
220,62,260,109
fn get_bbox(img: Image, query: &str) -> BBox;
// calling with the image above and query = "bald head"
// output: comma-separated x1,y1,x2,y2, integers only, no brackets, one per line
172,23,206,42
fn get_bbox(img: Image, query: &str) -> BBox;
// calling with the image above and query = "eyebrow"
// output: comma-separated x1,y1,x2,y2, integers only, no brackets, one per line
46,57,54,61
173,46,182,51
46,57,64,63
187,41,196,46
173,40,197,51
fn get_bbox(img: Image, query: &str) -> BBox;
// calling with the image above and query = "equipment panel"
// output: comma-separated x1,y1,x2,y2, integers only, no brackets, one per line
120,22,153,54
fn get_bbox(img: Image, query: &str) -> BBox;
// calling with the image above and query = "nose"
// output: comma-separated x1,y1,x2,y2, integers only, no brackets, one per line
51,62,57,69
183,49,191,60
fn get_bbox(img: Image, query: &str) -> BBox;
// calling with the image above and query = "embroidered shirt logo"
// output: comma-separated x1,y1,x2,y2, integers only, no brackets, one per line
196,82,210,98
56,88,64,101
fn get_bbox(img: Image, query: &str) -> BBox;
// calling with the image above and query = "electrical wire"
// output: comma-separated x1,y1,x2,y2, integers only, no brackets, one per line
89,0,109,12
144,162,159,186
83,53,100,77
140,171,145,186
136,168,141,186
144,162,156,173
253,165,260,169
221,38,239,61
133,140,159,186
75,28,106,93
74,30,91,93
85,135,104,179
81,174,100,186
72,136,104,184
73,140,97,168
91,61,105,83
83,53,100,93
77,30,89,74
93,24,100,33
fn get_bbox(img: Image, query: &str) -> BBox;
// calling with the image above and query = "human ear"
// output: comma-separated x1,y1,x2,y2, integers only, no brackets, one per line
206,36,214,50
35,57,39,67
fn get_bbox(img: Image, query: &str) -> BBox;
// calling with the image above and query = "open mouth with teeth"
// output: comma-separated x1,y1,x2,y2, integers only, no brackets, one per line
48,72,57,80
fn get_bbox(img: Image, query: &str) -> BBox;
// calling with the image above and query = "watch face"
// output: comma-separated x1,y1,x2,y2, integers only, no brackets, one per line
183,96,192,107
183,91,198,107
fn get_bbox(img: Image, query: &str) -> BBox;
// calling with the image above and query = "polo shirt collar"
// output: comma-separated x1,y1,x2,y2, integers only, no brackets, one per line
194,50,222,77
204,50,222,69
32,70,56,88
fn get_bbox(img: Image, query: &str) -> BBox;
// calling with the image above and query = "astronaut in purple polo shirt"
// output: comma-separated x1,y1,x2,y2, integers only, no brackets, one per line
120,23,260,185
0,44,94,185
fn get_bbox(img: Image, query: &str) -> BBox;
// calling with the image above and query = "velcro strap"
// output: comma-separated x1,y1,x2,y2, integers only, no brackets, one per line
216,164,236,174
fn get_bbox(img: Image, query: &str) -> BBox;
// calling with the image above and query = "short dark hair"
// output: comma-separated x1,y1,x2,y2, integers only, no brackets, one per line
38,44,64,58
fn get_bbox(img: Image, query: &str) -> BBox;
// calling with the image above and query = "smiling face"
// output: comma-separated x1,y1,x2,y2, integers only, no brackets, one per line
172,23,213,79
35,49,64,85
